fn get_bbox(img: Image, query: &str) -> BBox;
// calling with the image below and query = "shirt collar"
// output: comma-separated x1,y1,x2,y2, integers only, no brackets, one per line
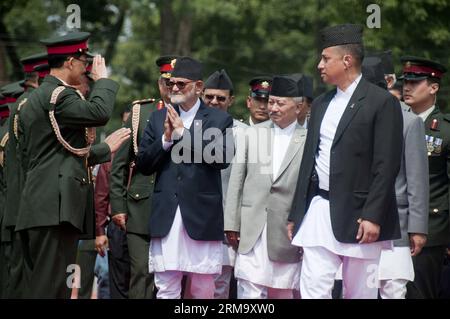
179,98,201,117
417,105,435,122
274,119,297,135
336,73,362,98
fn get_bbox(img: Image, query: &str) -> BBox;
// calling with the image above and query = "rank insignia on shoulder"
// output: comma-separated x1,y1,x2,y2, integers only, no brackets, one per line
132,98,156,105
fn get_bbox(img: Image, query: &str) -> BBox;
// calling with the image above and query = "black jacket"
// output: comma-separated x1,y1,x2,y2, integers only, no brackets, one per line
136,101,234,241
289,77,403,243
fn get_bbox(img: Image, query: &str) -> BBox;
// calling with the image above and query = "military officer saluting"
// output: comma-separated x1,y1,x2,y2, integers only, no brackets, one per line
108,55,177,298
401,56,449,299
14,31,128,299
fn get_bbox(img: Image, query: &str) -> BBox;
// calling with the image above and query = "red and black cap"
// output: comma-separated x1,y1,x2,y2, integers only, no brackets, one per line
249,76,272,99
41,31,90,56
33,63,50,79
0,81,25,111
20,52,48,73
155,55,178,79
401,56,447,81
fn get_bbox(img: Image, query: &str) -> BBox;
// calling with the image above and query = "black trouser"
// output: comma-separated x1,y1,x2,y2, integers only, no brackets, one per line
0,238,10,298
5,231,25,298
407,245,446,299
107,221,130,299
20,224,79,299
127,232,154,299
76,240,97,299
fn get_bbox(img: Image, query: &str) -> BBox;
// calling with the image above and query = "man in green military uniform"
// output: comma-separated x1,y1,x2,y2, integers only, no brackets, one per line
0,82,25,298
2,54,47,298
246,76,272,126
13,31,126,299
401,56,448,299
108,55,176,298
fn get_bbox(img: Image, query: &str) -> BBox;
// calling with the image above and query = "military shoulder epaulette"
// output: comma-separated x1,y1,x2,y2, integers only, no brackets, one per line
132,98,155,105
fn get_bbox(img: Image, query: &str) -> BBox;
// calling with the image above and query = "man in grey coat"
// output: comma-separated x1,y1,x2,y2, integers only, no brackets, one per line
225,74,307,298
362,56,429,298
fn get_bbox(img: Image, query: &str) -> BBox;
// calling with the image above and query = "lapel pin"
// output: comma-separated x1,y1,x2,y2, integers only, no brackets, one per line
349,103,355,109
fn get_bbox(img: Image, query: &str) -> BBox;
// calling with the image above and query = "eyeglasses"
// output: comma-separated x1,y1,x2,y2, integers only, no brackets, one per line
165,80,194,90
204,94,228,103
71,56,90,67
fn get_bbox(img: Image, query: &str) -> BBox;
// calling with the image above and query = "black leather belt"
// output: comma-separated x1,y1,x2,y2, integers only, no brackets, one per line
318,188,329,200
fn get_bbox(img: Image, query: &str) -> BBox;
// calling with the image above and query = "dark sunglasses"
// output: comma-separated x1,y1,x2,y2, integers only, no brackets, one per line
165,79,193,90
204,94,227,102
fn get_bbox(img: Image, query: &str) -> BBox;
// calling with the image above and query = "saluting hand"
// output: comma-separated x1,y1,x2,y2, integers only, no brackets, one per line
356,218,380,244
90,54,108,81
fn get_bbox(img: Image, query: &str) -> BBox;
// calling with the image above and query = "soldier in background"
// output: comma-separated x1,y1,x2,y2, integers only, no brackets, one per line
401,56,449,299
246,76,272,126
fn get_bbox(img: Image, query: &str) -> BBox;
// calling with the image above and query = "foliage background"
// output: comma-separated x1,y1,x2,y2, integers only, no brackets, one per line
1,0,449,133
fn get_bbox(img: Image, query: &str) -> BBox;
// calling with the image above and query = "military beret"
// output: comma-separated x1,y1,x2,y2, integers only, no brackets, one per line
320,24,363,50
205,69,234,91
170,56,203,81
401,56,447,81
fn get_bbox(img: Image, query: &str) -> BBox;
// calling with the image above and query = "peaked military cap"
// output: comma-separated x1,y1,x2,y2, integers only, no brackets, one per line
205,69,234,91
41,31,90,56
21,52,48,73
156,55,178,78
34,63,50,79
401,56,447,81
0,81,25,99
249,76,272,99
320,24,363,50
170,56,203,81
362,56,387,89
270,74,306,98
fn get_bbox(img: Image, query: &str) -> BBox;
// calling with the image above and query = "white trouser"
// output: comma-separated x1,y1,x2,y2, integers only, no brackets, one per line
300,246,380,299
379,279,408,299
155,270,215,299
213,265,233,299
237,278,293,299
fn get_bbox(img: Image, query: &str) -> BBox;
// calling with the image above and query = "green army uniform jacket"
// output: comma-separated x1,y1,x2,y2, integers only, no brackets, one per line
109,99,159,235
15,75,118,234
424,107,450,246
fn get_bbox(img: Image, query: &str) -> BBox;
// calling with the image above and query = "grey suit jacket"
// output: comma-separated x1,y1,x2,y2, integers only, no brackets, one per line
224,120,306,263
395,109,429,246
221,119,249,208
